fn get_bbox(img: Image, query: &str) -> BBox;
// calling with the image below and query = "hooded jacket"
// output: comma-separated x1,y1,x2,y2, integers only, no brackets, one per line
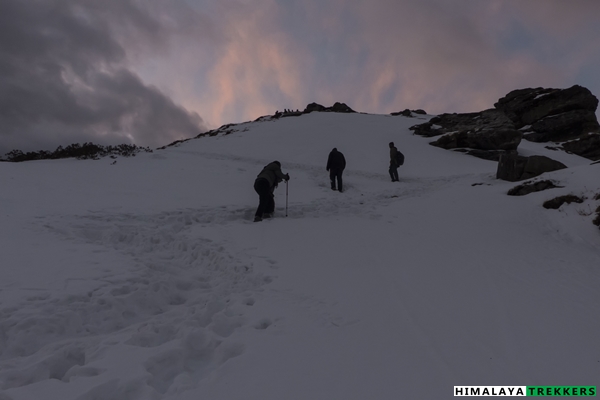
256,161,287,188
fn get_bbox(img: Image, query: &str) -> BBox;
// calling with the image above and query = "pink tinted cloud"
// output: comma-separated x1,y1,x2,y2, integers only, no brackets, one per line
161,0,312,126
132,0,600,130
318,0,569,114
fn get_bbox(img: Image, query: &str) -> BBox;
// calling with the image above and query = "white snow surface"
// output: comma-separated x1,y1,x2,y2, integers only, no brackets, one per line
1,112,600,399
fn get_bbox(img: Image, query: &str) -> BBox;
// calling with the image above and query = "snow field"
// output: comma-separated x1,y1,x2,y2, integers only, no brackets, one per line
0,112,599,399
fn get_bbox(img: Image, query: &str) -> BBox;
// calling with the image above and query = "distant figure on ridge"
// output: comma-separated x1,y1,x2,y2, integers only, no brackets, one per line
326,148,346,192
388,142,404,182
253,161,290,222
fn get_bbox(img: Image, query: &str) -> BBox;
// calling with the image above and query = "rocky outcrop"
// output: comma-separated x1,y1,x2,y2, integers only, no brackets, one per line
410,109,522,159
391,109,427,117
495,85,599,145
496,154,567,182
304,103,327,113
411,109,517,138
410,85,600,167
494,85,598,128
330,102,355,113
303,102,355,113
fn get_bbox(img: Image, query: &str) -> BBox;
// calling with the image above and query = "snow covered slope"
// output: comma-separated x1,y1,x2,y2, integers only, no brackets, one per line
1,112,599,399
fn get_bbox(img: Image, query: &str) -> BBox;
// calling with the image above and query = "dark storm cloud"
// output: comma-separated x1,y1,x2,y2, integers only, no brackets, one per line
0,0,206,155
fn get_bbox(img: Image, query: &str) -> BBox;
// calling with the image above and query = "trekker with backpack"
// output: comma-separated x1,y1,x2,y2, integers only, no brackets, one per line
389,142,404,182
253,161,290,222
326,147,346,192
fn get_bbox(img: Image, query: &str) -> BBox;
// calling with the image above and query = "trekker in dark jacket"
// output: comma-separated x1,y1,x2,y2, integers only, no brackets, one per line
389,142,400,182
326,148,346,192
253,161,289,222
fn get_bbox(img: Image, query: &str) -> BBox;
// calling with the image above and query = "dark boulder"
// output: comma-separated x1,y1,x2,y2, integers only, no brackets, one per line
497,153,567,182
521,155,568,180
496,153,529,181
562,134,600,161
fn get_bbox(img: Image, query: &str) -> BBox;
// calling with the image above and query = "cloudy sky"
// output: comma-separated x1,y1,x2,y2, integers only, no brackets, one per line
1,0,599,154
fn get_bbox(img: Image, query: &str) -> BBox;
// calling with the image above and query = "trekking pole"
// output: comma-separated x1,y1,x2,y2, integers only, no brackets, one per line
285,180,289,217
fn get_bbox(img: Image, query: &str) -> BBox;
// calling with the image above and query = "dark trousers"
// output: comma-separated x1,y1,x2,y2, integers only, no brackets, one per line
254,178,274,217
389,165,399,181
329,169,343,191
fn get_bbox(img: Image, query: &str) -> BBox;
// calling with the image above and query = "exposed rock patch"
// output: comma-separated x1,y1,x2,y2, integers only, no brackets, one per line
507,180,562,196
543,195,585,210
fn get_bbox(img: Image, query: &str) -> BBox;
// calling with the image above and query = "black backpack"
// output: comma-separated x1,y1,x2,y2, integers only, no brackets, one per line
396,150,405,166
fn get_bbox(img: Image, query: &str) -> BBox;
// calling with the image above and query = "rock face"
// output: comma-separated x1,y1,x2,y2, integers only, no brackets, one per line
410,85,600,170
496,154,567,182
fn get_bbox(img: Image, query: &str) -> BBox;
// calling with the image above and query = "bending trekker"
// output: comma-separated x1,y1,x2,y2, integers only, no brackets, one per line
389,142,400,182
326,147,346,192
253,161,290,222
